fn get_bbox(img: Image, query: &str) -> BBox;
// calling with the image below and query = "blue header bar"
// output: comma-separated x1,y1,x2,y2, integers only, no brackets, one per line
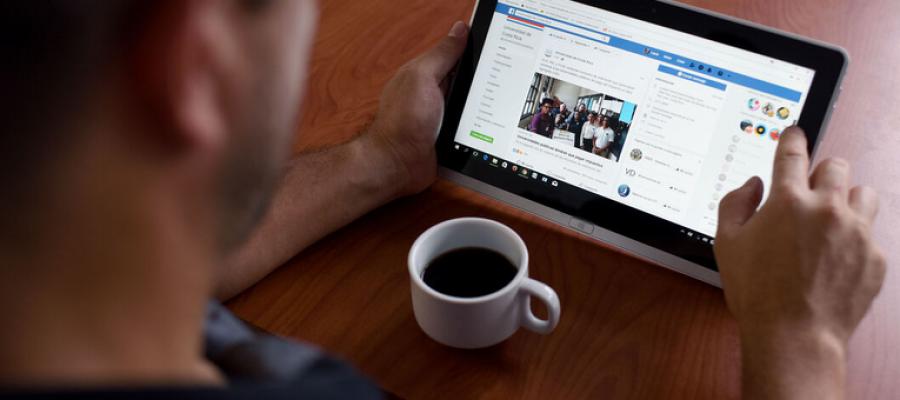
658,65,727,91
496,3,803,102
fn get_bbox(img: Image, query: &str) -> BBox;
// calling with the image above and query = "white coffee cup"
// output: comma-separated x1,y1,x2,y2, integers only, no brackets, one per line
408,218,561,349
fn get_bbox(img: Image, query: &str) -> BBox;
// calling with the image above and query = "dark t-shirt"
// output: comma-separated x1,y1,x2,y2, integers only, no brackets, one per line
567,113,587,134
1,302,382,399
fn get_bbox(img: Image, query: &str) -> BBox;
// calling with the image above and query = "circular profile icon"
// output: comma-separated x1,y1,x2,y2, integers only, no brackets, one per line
740,120,754,134
630,148,643,162
755,124,768,136
747,98,761,111
777,107,791,120
762,103,775,117
617,184,631,198
770,128,781,141
643,47,651,55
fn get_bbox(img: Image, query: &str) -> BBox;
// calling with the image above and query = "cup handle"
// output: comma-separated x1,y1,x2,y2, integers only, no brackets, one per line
519,278,561,335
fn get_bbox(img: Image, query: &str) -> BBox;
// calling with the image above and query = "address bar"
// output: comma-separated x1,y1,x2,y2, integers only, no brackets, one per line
514,9,610,43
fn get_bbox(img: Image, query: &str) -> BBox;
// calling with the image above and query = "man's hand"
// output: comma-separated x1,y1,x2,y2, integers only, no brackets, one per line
366,21,468,197
714,127,887,399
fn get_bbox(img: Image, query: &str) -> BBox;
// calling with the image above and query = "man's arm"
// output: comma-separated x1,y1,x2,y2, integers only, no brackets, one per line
217,22,469,299
529,114,540,133
739,322,848,399
715,127,886,400
216,135,400,300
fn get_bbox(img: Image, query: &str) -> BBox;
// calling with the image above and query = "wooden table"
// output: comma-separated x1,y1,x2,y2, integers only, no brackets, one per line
227,1,900,398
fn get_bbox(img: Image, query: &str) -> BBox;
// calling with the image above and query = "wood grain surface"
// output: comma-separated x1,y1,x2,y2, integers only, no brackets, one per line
227,1,900,398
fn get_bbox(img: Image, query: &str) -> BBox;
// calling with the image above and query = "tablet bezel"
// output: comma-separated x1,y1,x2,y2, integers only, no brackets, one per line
436,0,848,284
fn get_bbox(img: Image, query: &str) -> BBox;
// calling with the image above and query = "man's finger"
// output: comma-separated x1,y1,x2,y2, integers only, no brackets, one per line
849,185,879,223
412,21,468,82
810,157,851,198
717,176,764,237
772,127,810,191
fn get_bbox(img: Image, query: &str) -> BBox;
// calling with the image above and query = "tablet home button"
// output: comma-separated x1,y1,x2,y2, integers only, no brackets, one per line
569,218,595,235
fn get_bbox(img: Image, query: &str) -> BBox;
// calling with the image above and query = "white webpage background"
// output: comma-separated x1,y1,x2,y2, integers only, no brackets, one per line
454,0,815,237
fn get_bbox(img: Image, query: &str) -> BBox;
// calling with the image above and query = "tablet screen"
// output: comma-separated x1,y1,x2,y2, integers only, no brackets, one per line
449,0,817,244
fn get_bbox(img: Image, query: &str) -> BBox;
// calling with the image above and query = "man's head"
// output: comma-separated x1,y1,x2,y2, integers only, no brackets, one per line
0,0,318,252
559,103,567,112
540,98,554,115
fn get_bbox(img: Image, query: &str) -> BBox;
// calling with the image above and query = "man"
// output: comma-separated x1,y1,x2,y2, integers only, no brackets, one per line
566,103,588,143
1,1,465,397
554,112,568,130
552,102,570,130
581,112,599,152
0,2,886,400
529,98,556,138
550,102,570,121
593,117,616,159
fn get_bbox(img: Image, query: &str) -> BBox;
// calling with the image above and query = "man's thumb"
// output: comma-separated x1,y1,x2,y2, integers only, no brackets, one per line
414,21,468,81
717,176,764,237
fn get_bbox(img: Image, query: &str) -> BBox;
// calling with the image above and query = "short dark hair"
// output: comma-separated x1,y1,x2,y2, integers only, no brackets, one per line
541,98,554,107
0,2,148,211
0,1,267,215
0,1,149,123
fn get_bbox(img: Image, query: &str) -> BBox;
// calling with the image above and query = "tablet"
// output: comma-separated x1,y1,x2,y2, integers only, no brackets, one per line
436,0,847,286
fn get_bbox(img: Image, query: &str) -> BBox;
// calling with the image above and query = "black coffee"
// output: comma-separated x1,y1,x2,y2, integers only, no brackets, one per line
423,247,518,298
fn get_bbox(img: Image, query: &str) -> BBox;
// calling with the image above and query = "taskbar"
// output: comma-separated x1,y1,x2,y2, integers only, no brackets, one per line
453,142,562,186
451,141,716,247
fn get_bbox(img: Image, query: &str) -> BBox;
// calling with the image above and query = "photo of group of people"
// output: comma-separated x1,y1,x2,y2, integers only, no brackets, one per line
517,73,638,162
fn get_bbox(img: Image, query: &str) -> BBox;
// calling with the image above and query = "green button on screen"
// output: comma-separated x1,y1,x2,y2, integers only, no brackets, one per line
469,131,494,144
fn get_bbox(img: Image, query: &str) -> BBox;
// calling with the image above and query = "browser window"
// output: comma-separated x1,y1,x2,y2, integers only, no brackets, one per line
452,0,816,237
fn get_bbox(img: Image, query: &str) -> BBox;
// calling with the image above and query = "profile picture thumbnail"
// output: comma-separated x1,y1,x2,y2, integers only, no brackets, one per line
740,120,754,134
630,148,643,161
747,98,761,111
762,103,775,117
777,107,791,120
770,128,781,141
755,124,767,136
617,184,631,198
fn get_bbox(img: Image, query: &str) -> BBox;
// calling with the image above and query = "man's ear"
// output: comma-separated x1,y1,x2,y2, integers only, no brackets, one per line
127,0,244,153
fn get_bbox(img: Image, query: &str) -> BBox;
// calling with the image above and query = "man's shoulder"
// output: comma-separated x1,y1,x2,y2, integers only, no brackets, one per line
203,302,382,398
0,304,383,400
